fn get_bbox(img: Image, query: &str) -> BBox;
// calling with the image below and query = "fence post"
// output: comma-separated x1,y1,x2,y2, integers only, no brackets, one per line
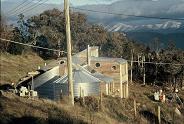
80,86,82,98
100,84,102,109
172,108,175,124
82,89,85,105
158,106,161,124
134,99,137,118
112,81,114,93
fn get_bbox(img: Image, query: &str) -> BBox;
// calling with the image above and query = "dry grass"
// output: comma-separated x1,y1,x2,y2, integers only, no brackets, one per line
0,52,44,85
129,83,184,124
0,91,124,124
0,91,86,124
0,83,184,124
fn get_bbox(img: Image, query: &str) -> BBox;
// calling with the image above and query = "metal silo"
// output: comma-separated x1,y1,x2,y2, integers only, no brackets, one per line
55,69,101,97
33,66,60,100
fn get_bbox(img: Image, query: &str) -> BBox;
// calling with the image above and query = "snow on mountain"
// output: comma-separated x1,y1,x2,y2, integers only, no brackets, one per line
106,23,134,32
104,21,183,32
161,21,182,29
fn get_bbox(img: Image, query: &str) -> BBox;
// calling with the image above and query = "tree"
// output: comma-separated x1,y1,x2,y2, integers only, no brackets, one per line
0,14,13,52
17,14,30,42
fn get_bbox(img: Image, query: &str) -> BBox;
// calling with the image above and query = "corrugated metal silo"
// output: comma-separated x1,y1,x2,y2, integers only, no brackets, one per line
55,69,101,97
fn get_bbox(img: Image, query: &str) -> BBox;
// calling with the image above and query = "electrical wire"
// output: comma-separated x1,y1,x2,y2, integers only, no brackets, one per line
127,60,184,66
1,38,184,66
71,7,184,21
8,0,36,16
9,0,47,17
19,0,49,15
0,38,67,53
6,0,29,14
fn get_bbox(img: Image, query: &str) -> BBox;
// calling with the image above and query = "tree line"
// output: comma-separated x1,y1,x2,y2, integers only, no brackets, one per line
0,9,184,87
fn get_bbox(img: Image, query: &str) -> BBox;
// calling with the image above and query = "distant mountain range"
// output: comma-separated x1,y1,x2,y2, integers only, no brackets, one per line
77,0,184,49
1,0,184,49
103,21,184,33
102,21,184,49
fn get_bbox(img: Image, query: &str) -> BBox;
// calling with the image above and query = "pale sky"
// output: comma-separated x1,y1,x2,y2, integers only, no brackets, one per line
45,0,119,5
1,0,119,6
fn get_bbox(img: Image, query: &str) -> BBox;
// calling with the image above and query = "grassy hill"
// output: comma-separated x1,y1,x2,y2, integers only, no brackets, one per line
0,83,184,124
0,52,44,85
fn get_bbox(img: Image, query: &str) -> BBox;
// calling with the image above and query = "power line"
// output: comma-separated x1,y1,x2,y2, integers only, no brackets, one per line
18,0,49,16
8,0,36,16
1,38,183,66
71,7,184,21
0,38,67,53
127,60,184,66
6,0,29,14
9,0,45,17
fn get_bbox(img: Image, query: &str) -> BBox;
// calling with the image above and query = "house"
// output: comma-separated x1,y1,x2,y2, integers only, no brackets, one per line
28,45,129,101
59,45,128,98
33,65,113,100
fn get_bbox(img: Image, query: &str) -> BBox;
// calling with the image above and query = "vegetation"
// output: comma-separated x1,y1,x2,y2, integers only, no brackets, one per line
0,83,184,124
0,8,184,87
0,7,184,124
0,52,44,85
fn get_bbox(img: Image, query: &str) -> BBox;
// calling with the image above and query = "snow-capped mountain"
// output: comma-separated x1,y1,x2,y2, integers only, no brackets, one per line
104,23,134,32
104,21,183,32
103,20,184,49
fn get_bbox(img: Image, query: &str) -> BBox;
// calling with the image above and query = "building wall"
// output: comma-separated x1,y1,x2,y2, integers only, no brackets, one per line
35,76,62,101
59,63,67,76
90,60,128,98
74,47,99,58
90,60,128,82
73,82,100,97
90,61,120,76
100,82,114,95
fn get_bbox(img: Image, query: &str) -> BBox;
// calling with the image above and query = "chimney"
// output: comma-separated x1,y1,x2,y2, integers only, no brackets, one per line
87,45,91,66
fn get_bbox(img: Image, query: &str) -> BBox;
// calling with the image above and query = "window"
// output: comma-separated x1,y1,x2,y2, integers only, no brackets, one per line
112,66,117,71
95,63,101,68
60,61,65,64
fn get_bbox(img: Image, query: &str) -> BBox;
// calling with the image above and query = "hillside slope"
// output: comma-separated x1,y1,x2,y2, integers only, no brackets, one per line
0,84,184,124
0,52,44,85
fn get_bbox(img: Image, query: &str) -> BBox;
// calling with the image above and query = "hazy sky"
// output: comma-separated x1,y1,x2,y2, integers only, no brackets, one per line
1,0,119,6
1,0,184,20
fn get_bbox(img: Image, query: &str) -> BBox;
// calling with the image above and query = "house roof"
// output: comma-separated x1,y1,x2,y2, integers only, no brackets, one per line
55,69,101,84
72,57,86,65
83,65,113,83
73,46,99,57
33,66,59,88
92,72,113,83
32,46,126,88
41,60,60,71
60,56,87,65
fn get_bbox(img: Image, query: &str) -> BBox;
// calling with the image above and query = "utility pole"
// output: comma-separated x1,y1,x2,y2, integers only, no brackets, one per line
64,0,74,106
142,55,146,85
120,64,123,98
58,38,61,57
131,49,134,84
138,54,140,66
87,45,91,66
